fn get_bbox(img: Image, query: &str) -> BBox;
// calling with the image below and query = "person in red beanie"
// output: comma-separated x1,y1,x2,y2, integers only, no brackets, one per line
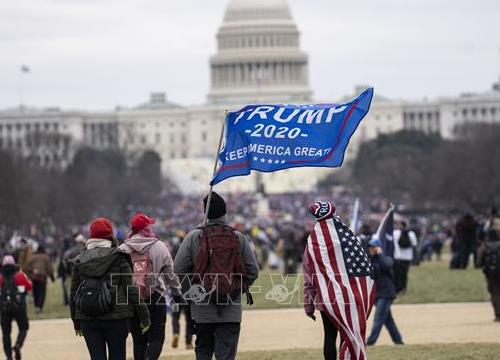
120,213,182,360
70,217,150,360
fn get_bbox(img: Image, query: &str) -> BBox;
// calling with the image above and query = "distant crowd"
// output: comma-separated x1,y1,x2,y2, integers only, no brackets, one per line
0,191,499,360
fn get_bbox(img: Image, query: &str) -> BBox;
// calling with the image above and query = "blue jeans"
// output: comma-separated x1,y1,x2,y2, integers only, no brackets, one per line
367,298,403,345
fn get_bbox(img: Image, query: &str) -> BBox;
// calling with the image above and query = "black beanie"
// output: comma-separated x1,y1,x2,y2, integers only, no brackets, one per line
203,192,227,220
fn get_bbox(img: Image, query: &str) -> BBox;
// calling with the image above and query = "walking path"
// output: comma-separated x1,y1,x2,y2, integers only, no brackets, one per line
21,302,500,359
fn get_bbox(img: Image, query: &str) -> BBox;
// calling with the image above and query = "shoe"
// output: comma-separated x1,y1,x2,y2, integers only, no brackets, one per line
395,341,405,346
13,344,21,360
171,335,179,349
494,317,500,322
186,344,194,350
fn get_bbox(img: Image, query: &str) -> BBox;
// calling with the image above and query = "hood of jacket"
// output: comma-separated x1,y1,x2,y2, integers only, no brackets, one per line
73,247,126,277
1,265,18,278
121,236,158,255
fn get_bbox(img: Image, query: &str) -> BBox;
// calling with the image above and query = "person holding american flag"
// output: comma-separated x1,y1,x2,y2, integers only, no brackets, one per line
303,200,375,360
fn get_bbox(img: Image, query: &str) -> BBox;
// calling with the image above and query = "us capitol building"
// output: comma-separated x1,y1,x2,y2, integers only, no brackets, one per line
1,0,500,193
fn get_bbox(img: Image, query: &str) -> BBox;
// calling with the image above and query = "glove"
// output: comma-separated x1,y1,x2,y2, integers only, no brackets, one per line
141,323,151,335
75,329,83,337
304,303,315,319
306,312,316,321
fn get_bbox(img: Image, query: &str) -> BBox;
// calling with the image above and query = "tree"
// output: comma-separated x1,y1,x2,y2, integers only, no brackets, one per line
352,130,442,206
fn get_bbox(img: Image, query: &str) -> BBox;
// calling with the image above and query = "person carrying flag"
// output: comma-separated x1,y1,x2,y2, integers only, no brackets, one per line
366,239,404,346
303,200,374,360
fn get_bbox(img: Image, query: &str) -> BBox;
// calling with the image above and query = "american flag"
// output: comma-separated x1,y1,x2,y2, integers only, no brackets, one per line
305,216,375,360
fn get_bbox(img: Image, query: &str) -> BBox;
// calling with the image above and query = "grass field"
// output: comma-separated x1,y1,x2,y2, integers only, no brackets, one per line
30,259,490,320
161,344,500,360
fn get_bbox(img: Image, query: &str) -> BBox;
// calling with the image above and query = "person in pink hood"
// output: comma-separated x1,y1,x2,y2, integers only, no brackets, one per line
120,213,182,360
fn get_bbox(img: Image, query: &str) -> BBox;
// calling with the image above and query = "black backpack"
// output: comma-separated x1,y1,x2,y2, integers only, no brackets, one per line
483,245,500,277
398,230,412,249
74,276,114,317
0,275,22,314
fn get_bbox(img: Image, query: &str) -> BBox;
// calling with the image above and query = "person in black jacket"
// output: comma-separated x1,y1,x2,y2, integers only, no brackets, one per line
70,218,151,360
366,239,404,346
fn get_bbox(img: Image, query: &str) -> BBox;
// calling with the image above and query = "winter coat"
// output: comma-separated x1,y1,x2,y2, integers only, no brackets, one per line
371,253,396,300
26,253,54,282
69,240,150,330
476,240,500,276
17,247,32,273
456,216,478,247
173,219,259,324
120,236,182,296
0,265,32,307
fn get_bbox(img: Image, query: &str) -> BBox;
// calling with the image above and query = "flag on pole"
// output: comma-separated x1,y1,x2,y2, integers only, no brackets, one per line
350,197,361,232
210,88,374,185
21,65,30,73
373,205,395,257
305,214,374,360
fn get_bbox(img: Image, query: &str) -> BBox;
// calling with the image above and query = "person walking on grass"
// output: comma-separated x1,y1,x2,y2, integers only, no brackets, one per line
70,218,150,360
366,239,404,346
393,221,417,292
0,255,32,360
120,213,182,360
303,200,375,360
25,245,54,314
171,301,195,350
476,226,500,322
170,231,195,350
174,192,259,360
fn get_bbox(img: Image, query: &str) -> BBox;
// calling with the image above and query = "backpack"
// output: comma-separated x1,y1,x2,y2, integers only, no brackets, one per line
193,225,247,304
129,250,155,300
483,244,500,277
398,230,412,249
0,275,22,314
74,275,114,317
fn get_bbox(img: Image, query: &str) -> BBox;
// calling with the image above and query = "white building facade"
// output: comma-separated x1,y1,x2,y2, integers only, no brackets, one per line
1,0,499,191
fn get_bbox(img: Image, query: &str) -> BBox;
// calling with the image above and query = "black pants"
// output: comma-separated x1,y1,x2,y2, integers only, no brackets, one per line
130,292,166,360
1,308,29,359
32,280,47,310
81,319,128,360
396,260,410,291
284,249,298,274
486,275,500,319
172,304,195,345
195,322,240,360
459,243,476,269
320,312,338,360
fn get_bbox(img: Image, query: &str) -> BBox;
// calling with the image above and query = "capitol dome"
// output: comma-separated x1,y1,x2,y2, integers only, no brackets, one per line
207,0,312,104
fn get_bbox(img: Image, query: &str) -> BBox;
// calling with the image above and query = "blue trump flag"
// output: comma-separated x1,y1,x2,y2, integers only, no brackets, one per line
210,87,374,185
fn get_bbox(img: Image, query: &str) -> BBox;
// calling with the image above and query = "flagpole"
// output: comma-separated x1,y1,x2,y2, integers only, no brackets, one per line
350,197,360,232
19,69,24,107
203,109,228,225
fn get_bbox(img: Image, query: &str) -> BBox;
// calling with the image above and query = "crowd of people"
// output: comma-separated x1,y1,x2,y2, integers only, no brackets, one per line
0,190,498,359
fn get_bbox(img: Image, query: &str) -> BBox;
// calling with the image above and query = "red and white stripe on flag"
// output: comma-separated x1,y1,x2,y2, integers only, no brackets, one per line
305,218,375,360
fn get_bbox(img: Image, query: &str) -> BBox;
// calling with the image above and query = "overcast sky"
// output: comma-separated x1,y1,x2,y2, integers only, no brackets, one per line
1,0,499,110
